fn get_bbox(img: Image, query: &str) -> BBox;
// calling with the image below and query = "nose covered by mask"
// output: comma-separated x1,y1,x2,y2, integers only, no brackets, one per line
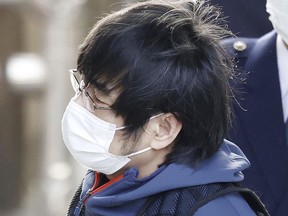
266,0,288,45
61,97,155,175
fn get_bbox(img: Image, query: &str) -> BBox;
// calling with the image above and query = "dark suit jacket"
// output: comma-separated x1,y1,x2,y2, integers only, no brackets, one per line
224,31,288,216
210,0,273,37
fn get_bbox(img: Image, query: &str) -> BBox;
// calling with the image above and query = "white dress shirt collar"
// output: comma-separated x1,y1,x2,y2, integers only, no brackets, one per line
277,35,288,122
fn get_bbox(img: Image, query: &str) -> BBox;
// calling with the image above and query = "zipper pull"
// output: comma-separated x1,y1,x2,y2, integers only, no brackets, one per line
86,188,93,195
74,189,93,216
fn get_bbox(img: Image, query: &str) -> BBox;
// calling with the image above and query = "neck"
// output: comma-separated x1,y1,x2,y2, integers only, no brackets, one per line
106,146,172,180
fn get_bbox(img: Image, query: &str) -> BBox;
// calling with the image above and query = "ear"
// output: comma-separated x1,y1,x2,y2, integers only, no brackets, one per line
149,113,182,150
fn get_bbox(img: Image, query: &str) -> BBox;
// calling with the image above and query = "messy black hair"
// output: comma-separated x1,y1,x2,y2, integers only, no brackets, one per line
77,0,233,166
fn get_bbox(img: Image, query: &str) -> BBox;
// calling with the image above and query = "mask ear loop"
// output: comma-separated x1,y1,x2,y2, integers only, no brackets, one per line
150,113,164,120
125,147,152,157
115,113,164,131
115,125,128,131
123,113,165,157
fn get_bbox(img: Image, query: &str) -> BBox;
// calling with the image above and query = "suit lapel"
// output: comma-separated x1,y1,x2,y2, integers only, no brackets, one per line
239,31,288,202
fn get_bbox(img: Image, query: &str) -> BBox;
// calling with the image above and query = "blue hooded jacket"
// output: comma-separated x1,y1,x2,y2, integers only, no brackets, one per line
77,140,256,216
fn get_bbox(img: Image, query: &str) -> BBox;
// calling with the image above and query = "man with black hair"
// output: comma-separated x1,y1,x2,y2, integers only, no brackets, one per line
61,1,268,215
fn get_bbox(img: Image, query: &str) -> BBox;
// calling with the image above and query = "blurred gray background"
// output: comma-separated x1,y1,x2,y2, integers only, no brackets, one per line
0,0,135,215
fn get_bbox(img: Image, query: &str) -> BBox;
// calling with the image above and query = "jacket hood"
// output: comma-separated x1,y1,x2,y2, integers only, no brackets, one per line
81,139,250,215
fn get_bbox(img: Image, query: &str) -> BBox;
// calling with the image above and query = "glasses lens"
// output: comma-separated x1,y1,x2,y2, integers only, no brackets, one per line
69,69,113,112
85,86,114,112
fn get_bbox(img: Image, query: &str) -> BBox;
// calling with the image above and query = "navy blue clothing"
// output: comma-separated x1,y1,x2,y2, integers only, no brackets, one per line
210,0,273,37
76,140,256,216
224,31,288,216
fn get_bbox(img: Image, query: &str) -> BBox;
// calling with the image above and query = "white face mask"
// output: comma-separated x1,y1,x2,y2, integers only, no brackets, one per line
61,98,159,175
266,0,288,45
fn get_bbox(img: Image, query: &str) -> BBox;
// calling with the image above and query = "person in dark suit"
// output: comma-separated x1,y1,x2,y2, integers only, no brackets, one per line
223,0,288,215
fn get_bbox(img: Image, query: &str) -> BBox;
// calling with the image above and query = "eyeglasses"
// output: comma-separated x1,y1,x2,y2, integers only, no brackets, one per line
69,69,112,112
69,69,164,131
